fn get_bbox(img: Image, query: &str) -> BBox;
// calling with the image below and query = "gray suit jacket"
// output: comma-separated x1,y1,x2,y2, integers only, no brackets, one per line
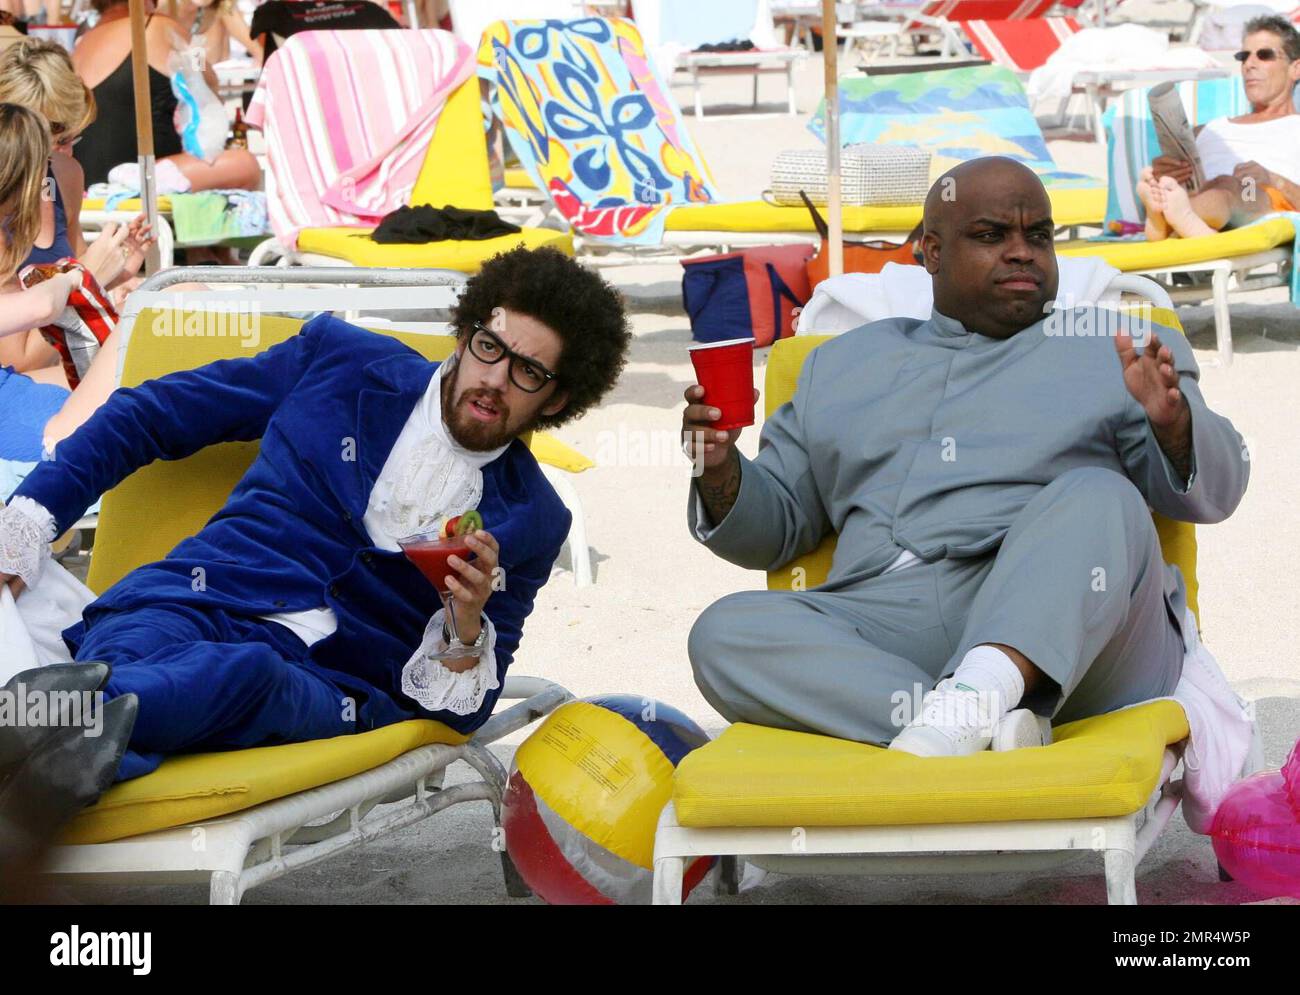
690,309,1249,586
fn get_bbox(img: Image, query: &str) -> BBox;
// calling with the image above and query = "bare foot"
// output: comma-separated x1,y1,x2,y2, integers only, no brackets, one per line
1159,176,1216,238
1137,167,1169,241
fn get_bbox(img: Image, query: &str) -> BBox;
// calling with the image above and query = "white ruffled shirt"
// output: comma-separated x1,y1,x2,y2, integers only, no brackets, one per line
2,359,509,717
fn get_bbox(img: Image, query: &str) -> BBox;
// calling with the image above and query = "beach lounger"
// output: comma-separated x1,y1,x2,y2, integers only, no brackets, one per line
630,0,807,118
478,22,1107,251
838,0,1056,62
650,315,1208,906
959,18,1230,141
40,270,581,903
1055,77,1300,365
245,28,570,272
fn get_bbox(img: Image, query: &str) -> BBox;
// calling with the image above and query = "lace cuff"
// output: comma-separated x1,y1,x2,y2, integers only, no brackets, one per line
0,499,54,588
399,609,499,716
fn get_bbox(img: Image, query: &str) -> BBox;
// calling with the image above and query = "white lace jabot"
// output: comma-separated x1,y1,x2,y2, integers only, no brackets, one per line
362,359,508,550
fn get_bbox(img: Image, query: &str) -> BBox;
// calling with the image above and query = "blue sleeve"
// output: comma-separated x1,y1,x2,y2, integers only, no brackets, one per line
13,315,330,534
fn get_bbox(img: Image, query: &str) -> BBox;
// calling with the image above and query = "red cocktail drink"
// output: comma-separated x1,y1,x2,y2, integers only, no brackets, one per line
398,531,481,661
401,536,473,595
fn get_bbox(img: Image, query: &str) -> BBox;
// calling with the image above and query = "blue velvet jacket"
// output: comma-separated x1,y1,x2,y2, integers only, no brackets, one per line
14,315,571,733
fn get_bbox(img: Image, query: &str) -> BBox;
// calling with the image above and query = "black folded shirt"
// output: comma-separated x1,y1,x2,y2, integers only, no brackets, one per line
366,205,522,244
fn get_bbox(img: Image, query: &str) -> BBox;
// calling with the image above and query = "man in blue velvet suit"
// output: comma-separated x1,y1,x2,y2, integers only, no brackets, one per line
0,248,630,799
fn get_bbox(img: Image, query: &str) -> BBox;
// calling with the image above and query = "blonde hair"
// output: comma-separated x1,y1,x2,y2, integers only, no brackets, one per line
0,102,52,278
0,39,97,140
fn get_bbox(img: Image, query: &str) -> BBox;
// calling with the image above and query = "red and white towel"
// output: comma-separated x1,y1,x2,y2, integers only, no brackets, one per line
18,260,117,390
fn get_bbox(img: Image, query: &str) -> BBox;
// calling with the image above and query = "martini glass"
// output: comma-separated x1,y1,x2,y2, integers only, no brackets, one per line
398,530,481,662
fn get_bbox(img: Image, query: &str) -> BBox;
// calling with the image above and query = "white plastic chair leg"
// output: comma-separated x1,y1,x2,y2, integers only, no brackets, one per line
1212,268,1233,366
247,237,286,267
540,465,592,587
1103,848,1137,905
652,855,686,905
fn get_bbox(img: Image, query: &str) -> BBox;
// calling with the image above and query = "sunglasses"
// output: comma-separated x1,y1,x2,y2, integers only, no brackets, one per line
1234,48,1290,62
49,123,82,148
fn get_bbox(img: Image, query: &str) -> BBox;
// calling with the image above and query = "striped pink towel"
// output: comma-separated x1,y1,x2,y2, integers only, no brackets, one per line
246,28,474,247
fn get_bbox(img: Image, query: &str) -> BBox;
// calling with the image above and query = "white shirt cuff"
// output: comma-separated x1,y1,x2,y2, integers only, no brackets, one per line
399,608,500,716
0,498,55,589
7,497,57,543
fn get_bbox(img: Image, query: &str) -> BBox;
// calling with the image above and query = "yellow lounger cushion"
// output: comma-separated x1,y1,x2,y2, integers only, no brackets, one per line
504,167,538,190
528,431,594,473
1058,217,1295,270
81,197,174,215
673,700,1189,828
294,225,573,271
664,187,1106,234
62,719,469,844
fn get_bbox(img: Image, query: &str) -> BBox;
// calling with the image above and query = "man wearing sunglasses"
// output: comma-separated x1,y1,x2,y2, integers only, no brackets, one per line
0,247,629,804
1142,15,1300,239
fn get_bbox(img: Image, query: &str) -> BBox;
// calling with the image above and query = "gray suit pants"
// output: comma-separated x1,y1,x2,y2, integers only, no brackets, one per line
689,467,1187,745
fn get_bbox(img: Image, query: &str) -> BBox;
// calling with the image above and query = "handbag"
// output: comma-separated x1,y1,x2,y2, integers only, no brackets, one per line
769,145,931,207
681,244,814,347
799,192,924,288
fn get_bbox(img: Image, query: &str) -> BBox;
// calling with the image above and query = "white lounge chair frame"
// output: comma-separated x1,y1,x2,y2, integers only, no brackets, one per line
45,677,574,904
1112,248,1291,368
652,746,1184,905
81,210,176,271
653,724,1266,905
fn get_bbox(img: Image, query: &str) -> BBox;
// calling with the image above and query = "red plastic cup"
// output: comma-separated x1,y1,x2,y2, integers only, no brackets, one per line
689,337,756,432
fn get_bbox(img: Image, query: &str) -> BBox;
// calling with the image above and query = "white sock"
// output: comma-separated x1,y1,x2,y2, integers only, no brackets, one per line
948,645,1025,718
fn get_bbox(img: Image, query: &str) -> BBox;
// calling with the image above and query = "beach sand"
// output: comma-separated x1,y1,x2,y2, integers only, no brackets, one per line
75,36,1300,905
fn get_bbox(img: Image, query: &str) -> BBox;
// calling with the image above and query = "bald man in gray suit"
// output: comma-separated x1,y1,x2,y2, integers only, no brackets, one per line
680,157,1249,757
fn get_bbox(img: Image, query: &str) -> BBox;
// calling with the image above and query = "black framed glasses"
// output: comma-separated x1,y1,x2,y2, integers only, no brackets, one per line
467,323,559,393
1234,48,1287,62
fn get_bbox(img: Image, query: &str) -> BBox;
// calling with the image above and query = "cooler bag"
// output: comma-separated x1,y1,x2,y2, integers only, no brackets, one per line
681,244,813,347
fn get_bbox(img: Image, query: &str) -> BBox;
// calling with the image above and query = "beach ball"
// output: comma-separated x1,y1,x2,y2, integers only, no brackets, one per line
502,694,714,904
1211,737,1300,899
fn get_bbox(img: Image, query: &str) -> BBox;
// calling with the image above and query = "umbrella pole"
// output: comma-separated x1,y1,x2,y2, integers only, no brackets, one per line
129,0,161,275
821,0,843,278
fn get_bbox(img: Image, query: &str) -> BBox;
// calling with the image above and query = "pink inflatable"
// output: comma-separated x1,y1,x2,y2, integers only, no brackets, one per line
1211,737,1300,899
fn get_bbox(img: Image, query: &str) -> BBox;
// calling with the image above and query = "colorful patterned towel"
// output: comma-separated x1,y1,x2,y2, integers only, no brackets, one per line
170,191,270,247
478,17,722,245
247,28,474,247
808,63,1097,188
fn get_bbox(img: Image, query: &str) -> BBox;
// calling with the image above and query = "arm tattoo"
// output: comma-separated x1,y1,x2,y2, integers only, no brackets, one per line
1154,399,1194,483
1159,432,1193,483
697,448,742,528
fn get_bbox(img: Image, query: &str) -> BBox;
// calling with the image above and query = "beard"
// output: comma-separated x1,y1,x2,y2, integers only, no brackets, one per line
441,358,538,451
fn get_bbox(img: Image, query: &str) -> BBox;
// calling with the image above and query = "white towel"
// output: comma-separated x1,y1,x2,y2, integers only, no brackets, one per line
1026,25,1220,103
796,256,1122,334
1166,609,1257,835
0,561,95,685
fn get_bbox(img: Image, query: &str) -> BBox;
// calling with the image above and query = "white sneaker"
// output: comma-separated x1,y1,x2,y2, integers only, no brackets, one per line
888,679,1002,757
992,709,1053,751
